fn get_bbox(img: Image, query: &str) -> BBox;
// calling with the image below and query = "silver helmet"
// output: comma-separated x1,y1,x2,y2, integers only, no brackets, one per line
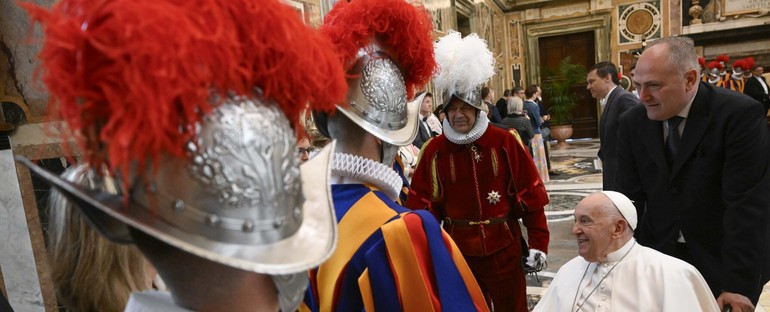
18,96,337,311
336,44,425,147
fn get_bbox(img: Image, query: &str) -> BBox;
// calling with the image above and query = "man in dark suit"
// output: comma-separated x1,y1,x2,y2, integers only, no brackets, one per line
588,61,639,190
496,89,511,119
743,65,770,115
617,37,770,312
412,92,437,149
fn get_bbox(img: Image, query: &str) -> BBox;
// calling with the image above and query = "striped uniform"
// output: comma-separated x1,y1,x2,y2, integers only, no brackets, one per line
303,184,489,312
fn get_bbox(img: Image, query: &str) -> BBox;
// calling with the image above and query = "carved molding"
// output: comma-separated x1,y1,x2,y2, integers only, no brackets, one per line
523,13,611,84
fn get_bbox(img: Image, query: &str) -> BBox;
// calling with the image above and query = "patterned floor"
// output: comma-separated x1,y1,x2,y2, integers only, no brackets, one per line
525,138,769,312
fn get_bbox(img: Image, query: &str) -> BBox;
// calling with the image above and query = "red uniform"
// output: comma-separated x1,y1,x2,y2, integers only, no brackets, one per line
406,125,549,311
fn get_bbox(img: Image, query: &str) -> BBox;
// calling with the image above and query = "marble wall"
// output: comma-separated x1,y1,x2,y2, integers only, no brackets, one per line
0,149,45,312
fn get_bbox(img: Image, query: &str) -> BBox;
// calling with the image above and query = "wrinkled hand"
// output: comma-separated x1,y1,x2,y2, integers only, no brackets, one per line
526,249,546,268
717,292,754,312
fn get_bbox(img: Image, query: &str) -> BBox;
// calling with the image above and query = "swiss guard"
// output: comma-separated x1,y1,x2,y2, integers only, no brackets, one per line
725,59,748,92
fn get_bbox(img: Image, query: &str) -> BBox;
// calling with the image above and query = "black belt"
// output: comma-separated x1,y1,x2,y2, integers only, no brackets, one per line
444,216,510,226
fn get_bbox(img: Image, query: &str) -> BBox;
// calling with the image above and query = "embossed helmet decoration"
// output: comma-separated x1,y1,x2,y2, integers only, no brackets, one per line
433,31,496,110
22,0,347,310
320,0,437,147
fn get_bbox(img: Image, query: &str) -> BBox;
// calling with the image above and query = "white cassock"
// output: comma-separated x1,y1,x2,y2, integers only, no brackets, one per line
534,238,719,312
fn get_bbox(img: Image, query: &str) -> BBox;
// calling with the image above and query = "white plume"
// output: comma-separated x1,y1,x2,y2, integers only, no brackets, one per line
433,31,495,98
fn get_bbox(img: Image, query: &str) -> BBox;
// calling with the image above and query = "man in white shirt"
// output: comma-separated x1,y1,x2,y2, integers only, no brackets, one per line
534,191,719,312
744,65,770,115
413,92,442,148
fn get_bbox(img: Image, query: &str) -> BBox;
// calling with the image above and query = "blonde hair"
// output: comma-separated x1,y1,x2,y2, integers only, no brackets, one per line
47,165,151,312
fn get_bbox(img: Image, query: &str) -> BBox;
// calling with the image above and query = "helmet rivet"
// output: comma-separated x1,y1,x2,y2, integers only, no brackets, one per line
242,220,255,232
206,214,220,226
147,182,157,194
272,219,284,229
172,199,185,212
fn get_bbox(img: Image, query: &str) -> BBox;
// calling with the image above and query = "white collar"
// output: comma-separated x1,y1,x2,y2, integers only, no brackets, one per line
602,86,618,103
443,110,489,145
331,152,403,201
602,238,636,263
675,87,698,119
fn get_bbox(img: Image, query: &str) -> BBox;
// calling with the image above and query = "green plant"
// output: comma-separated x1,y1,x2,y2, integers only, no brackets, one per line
541,57,587,126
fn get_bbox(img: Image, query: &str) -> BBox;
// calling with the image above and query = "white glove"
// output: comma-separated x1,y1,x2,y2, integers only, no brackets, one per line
526,249,547,268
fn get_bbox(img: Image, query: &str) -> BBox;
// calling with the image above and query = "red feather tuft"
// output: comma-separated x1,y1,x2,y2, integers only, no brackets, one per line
321,0,437,99
716,54,730,63
744,57,756,70
707,61,723,70
221,0,347,124
24,0,346,179
698,57,705,67
732,60,748,71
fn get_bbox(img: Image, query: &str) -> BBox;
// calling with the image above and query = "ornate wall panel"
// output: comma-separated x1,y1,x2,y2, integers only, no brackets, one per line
618,1,663,44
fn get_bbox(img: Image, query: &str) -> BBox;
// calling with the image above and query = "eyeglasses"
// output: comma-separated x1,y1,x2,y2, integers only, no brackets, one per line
298,147,315,156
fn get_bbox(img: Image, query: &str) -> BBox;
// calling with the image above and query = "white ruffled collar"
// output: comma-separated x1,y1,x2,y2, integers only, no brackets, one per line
331,153,403,201
443,110,489,145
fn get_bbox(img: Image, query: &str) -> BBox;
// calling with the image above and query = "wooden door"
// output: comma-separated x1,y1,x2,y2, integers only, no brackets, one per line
538,31,597,139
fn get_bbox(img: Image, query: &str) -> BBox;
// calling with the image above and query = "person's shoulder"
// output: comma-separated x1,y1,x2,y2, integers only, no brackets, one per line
486,123,514,139
555,256,589,274
619,101,647,121
700,82,759,108
638,244,699,271
617,89,640,103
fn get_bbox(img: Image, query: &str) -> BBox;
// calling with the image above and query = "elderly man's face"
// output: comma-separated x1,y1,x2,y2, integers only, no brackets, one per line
633,44,699,121
446,98,477,134
572,195,619,262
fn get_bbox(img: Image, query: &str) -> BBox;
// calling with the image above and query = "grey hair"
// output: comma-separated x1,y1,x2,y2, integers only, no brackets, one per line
600,201,634,234
646,36,701,77
507,96,524,115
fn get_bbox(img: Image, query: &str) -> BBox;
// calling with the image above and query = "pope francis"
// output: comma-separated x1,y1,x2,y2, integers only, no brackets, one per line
534,191,719,312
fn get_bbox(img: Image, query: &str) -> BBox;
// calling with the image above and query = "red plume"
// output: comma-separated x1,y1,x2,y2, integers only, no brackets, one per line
321,0,437,99
698,57,706,67
732,60,748,71
744,57,756,70
716,54,730,64
707,61,722,70
24,0,346,179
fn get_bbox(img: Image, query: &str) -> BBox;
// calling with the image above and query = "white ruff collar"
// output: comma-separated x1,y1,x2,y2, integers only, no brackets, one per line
443,110,489,145
331,153,403,201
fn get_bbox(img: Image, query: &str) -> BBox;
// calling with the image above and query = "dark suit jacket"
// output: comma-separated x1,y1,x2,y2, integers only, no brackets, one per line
598,87,639,190
495,114,534,145
412,118,432,149
616,82,770,302
744,76,770,112
495,97,509,119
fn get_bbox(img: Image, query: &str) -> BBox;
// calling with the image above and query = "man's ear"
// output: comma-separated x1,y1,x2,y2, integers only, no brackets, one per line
684,69,699,91
613,219,628,238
